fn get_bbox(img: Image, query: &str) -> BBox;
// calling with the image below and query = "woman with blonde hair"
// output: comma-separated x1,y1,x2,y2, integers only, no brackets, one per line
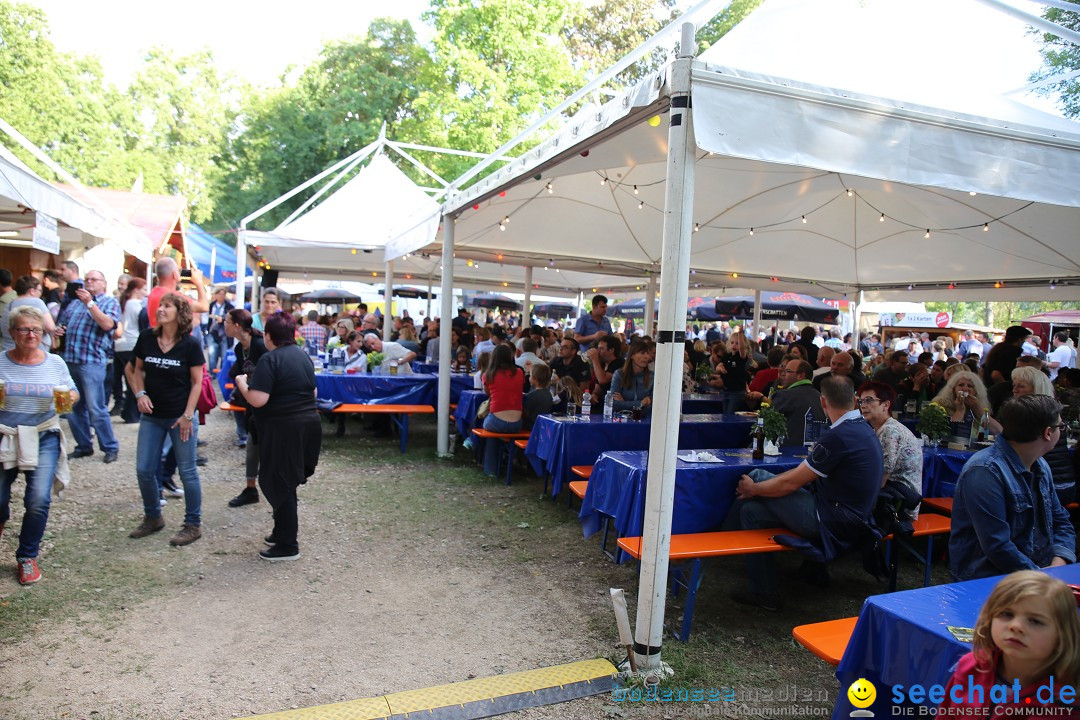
932,367,991,441
1010,366,1076,505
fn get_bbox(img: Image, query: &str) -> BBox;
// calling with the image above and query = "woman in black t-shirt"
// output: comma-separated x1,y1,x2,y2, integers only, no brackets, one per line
224,308,267,508
235,313,321,562
127,293,205,547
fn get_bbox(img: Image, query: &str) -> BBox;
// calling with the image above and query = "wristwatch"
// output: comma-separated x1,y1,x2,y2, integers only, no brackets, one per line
181,413,194,422
87,300,97,308
135,390,147,399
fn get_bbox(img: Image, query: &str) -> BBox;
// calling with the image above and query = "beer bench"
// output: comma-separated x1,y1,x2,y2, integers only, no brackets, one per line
329,404,435,454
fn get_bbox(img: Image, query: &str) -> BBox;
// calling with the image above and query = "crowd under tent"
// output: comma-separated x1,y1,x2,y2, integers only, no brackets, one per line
398,0,1080,673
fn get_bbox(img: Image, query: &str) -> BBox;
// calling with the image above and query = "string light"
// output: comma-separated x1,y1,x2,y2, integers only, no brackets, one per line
503,215,510,224
634,185,639,195
924,229,931,239
994,281,1002,289
351,249,357,255
647,115,661,127
731,272,739,279
801,215,807,223
983,223,989,232
1050,280,1057,290
638,201,644,210
770,277,779,282
847,189,853,197
466,259,474,267
907,284,914,291
879,213,885,222
969,191,977,196
600,177,607,186
496,254,504,261
948,283,955,290
749,228,754,236
694,223,700,232
546,181,553,194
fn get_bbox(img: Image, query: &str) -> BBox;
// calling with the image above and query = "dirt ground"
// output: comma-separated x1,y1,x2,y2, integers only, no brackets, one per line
0,412,687,720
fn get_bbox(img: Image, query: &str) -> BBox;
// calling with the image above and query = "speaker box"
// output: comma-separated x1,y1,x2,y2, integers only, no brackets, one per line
261,269,279,288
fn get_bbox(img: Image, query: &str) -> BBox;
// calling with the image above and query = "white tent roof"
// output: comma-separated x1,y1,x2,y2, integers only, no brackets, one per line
0,145,154,260
426,0,1080,301
244,153,441,274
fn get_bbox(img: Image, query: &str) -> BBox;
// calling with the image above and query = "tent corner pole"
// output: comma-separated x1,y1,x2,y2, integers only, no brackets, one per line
633,22,697,675
384,260,394,340
436,214,456,458
752,289,763,341
523,266,533,329
644,273,658,337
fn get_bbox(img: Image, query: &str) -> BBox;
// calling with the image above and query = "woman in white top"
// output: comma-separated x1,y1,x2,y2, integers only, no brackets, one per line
1,276,56,352
343,331,367,372
114,278,147,424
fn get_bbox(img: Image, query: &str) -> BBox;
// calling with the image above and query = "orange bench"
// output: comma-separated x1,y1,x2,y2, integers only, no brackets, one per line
921,497,952,515
617,514,951,640
218,402,246,413
792,617,858,666
329,404,435,453
471,428,532,485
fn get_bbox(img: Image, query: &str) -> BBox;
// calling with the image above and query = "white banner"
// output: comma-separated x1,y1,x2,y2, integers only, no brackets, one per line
879,311,952,328
32,212,59,254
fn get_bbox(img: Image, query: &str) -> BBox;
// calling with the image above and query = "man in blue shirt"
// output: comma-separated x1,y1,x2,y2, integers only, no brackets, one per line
573,294,612,346
726,376,883,610
56,268,121,463
949,395,1075,581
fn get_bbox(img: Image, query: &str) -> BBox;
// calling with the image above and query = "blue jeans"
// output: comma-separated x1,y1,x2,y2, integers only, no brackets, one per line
0,432,60,559
724,469,819,594
68,363,119,453
136,415,202,526
157,422,198,488
481,414,522,476
207,336,228,372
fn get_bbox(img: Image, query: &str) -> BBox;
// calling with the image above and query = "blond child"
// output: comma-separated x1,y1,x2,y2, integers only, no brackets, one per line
939,570,1080,714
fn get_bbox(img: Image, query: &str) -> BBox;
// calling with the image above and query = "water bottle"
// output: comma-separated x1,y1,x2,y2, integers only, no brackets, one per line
604,392,614,420
581,391,592,417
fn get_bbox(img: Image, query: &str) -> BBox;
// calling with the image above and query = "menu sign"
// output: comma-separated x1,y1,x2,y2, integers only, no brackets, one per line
879,312,951,328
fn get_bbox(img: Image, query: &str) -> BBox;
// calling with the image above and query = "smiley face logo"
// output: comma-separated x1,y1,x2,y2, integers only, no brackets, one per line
847,678,876,709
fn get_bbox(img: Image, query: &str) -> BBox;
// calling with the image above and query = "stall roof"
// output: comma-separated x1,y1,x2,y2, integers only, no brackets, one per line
61,185,184,258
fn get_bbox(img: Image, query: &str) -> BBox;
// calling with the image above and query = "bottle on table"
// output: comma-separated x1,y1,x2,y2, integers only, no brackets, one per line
604,391,614,420
752,417,765,460
977,409,989,442
581,391,592,417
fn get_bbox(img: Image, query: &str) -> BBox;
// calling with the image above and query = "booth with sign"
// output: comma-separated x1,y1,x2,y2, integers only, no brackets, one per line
878,312,1002,352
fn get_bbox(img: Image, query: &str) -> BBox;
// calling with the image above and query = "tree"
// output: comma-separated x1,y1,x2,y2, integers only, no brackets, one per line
562,0,678,89
1030,3,1080,118
697,0,766,52
126,48,239,223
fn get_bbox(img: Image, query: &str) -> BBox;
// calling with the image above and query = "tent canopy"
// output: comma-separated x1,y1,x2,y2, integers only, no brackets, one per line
185,223,251,284
703,292,841,324
469,292,521,311
424,0,1079,302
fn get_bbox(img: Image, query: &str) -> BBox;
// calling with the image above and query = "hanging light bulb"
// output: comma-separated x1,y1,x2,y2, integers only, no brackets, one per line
694,223,700,233
731,272,739,279
994,281,1002,289
499,222,506,231
351,248,357,255
1050,280,1057,290
638,200,644,210
503,215,510,224
907,284,914,291
633,185,639,195
496,254,504,261
948,283,955,290
749,228,754,236
879,213,885,222
647,115,661,127
600,176,607,186
847,189,853,197
924,229,931,239
546,181,553,194
466,259,474,267
801,215,807,224
983,223,989,232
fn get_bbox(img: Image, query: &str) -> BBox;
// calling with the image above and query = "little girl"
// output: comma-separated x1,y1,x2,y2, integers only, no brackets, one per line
939,571,1080,714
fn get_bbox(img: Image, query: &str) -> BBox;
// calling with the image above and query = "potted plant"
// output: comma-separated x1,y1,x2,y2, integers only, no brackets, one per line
759,400,787,455
916,401,950,447
366,351,385,373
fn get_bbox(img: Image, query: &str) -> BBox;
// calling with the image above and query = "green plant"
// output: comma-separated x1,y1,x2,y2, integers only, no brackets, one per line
917,401,950,442
366,351,385,370
758,402,787,442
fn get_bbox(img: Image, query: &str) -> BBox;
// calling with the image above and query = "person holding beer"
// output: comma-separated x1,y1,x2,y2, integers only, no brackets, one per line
0,306,78,585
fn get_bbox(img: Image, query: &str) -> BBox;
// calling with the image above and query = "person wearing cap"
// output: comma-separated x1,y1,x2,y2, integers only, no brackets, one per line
982,325,1032,386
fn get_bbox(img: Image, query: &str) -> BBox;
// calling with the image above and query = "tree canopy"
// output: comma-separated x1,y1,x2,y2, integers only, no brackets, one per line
1031,3,1080,118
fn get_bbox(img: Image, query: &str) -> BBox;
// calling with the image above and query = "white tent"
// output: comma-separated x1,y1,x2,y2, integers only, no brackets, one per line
397,0,1079,302
411,0,1080,671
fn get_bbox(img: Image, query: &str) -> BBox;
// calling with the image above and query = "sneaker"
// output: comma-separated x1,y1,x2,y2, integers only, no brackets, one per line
196,456,208,467
234,439,247,449
259,545,299,562
462,437,475,450
227,487,259,508
730,590,783,612
129,515,166,539
264,535,277,546
196,439,207,447
162,479,184,498
159,494,167,508
17,557,41,585
169,523,202,546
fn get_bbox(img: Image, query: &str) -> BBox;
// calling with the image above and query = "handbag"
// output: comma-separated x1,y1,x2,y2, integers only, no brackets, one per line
477,399,490,420
195,365,216,424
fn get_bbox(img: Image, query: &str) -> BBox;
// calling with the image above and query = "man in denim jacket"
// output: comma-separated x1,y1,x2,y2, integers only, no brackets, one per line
949,394,1075,581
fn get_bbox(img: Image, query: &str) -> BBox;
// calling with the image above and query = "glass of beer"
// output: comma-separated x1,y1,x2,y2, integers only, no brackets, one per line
54,384,73,414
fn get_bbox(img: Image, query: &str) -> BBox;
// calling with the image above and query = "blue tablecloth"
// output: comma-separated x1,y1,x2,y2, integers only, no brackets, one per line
580,448,804,544
314,372,472,406
411,361,440,374
455,389,486,438
680,393,725,414
834,563,1080,718
525,413,756,498
922,447,974,498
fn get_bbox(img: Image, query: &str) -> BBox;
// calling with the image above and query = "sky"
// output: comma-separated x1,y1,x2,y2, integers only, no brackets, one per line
26,0,433,88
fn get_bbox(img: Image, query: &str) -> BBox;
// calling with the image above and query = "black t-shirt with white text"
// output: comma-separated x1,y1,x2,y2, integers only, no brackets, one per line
134,330,205,419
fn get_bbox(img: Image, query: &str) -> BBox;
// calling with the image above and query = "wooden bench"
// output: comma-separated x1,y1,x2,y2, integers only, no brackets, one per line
329,404,435,453
921,497,953,515
792,617,858,666
218,402,246,413
471,428,532,485
617,514,952,641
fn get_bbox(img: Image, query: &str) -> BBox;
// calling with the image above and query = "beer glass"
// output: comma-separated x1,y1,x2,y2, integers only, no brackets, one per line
54,384,73,414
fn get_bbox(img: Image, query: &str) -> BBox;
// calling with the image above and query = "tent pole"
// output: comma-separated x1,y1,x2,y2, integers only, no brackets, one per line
523,266,533,329
209,246,217,285
437,215,456,458
644,273,658,338
853,290,863,352
426,278,433,319
236,232,248,309
752,289,763,342
633,22,697,675
384,260,394,340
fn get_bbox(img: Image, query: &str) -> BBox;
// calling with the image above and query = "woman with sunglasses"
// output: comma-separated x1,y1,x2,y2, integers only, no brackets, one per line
0,306,78,584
